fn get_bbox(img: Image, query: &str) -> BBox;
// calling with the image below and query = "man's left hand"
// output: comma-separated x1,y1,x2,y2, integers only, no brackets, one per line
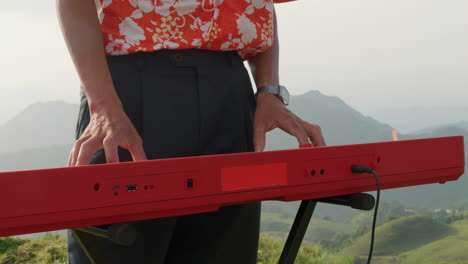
253,93,326,152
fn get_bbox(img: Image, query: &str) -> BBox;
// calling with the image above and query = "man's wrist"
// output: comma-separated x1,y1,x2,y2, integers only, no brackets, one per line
256,85,289,105
88,95,124,115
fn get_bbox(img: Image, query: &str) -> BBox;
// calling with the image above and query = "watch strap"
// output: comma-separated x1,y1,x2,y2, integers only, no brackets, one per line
256,86,281,95
256,85,289,105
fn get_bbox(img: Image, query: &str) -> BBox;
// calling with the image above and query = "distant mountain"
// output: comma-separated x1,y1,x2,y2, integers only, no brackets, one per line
266,90,394,150
457,122,468,130
415,121,468,134
369,105,468,134
0,91,394,155
0,144,71,172
0,101,78,154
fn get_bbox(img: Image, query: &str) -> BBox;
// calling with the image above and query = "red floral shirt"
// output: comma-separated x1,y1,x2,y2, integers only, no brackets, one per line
96,0,295,60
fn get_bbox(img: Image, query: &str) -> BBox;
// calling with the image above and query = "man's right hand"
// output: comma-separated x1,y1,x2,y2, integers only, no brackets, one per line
68,104,147,166
57,0,147,166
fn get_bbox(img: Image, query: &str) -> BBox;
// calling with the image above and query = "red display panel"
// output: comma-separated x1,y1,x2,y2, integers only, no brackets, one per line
0,136,464,237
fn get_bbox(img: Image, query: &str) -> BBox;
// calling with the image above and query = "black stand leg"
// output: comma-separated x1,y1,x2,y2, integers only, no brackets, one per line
277,193,375,264
71,223,137,264
72,229,107,264
278,200,318,264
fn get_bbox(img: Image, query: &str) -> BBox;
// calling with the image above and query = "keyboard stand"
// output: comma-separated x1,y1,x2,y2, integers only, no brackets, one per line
73,193,375,264
279,193,375,264
72,228,107,264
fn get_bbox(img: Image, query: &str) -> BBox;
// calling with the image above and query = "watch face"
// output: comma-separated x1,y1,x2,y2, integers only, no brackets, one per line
279,85,289,105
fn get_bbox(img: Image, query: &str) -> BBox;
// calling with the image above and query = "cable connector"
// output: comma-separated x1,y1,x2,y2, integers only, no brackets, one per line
350,164,381,264
351,164,375,174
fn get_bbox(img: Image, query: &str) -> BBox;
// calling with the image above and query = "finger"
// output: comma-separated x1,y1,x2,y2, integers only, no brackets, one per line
70,136,90,166
282,119,310,146
103,136,120,163
301,120,326,147
76,139,101,166
253,123,267,152
67,149,73,167
128,137,147,161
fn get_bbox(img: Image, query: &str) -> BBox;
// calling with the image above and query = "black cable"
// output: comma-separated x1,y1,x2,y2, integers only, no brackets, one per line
351,165,381,264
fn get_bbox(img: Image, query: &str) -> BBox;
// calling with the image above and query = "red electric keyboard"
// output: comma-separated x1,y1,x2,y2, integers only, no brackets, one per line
0,136,464,238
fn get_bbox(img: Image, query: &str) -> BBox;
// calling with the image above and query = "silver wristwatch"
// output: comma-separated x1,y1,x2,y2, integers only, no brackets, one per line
256,85,290,105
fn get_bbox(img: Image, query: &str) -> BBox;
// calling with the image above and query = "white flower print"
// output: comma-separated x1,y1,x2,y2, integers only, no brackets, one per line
174,0,200,16
191,38,202,47
165,40,180,48
245,0,273,12
200,21,211,39
265,1,274,12
213,8,220,19
105,34,131,55
220,34,245,50
155,0,176,17
131,9,143,19
138,0,154,13
119,17,146,45
252,0,267,9
220,38,244,50
236,14,257,45
103,0,112,8
190,17,202,30
244,5,254,15
153,40,180,49
129,0,138,7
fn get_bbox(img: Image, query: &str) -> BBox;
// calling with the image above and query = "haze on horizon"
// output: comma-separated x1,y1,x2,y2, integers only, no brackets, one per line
1,0,467,132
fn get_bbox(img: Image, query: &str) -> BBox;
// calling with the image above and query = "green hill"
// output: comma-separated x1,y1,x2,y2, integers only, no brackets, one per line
340,215,456,258
260,212,356,245
401,218,468,264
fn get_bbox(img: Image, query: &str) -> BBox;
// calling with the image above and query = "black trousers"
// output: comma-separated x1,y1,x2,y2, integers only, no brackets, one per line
68,49,261,264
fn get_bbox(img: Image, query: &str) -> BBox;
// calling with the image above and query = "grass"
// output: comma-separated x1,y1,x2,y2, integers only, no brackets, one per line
0,231,352,264
258,234,354,264
0,233,66,264
261,212,355,244
401,218,468,264
340,215,455,257
0,237,25,256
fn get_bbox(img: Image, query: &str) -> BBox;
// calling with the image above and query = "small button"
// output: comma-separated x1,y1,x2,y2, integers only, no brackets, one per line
186,179,193,189
174,54,183,62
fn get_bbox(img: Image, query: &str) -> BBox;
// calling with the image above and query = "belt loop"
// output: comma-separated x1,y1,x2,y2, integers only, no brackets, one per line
226,51,235,67
136,52,145,72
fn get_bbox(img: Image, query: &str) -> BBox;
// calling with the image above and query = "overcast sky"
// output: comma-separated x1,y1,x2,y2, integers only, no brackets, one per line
1,0,467,128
